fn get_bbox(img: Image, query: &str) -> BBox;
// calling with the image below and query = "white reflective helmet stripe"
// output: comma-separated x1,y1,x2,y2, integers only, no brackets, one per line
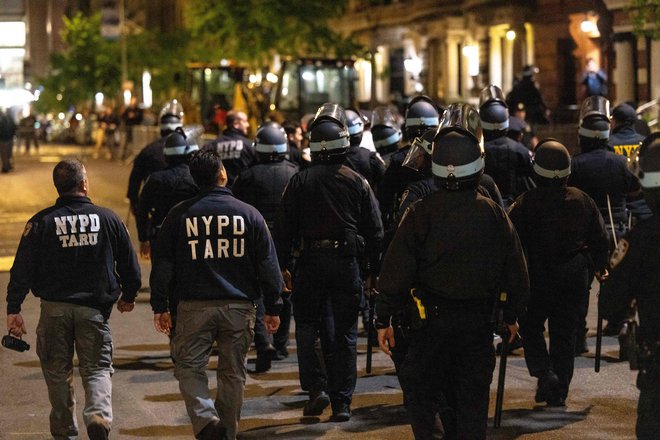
374,131,402,147
348,121,364,135
164,144,199,156
255,142,288,154
533,162,571,179
579,126,610,139
432,156,484,178
161,122,182,130
309,137,350,152
481,119,509,131
406,116,439,127
640,170,660,188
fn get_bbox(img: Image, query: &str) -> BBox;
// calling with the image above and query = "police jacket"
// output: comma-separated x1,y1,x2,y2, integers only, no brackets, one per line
506,78,548,125
377,188,529,325
344,146,386,190
150,186,283,316
135,163,198,242
508,184,609,273
377,145,423,232
7,196,141,317
395,174,504,226
569,148,641,223
484,136,535,206
203,127,257,185
275,163,384,274
601,215,660,345
127,137,168,211
609,125,645,158
233,159,298,230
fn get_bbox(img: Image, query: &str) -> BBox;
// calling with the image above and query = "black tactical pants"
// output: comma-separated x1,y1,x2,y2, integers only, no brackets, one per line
520,254,590,400
399,301,495,440
637,357,660,440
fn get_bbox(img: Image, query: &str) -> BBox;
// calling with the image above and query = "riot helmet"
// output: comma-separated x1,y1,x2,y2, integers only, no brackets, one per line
254,121,288,162
163,127,199,165
160,99,184,137
578,96,610,151
479,85,509,139
345,108,368,147
309,103,350,163
371,105,402,155
403,95,440,141
402,127,439,174
532,138,571,186
631,133,660,215
431,103,485,191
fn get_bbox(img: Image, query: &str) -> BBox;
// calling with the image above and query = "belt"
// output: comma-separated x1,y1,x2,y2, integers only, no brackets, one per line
301,238,342,250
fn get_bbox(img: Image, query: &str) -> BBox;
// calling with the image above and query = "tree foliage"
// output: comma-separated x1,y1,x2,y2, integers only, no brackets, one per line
627,0,660,39
185,0,365,67
35,12,120,113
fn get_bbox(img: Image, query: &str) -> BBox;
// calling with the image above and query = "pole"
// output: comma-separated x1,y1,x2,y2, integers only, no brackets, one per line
595,289,603,372
366,293,375,374
494,292,509,428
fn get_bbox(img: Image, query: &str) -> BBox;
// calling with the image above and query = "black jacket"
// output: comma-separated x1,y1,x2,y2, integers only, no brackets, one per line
344,146,386,190
7,196,141,317
484,136,535,206
203,127,257,185
127,137,168,211
150,186,283,315
136,163,198,242
377,188,529,325
609,125,645,158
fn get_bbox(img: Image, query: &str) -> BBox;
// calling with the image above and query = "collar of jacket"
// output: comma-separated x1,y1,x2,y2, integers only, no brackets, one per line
55,195,92,206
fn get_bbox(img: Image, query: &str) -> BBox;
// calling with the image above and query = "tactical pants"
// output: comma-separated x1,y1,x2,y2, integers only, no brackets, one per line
520,254,589,400
173,300,255,440
36,300,113,440
637,386,660,440
399,302,495,440
292,250,362,408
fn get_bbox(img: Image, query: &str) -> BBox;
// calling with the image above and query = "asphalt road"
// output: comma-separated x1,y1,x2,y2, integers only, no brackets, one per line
0,144,639,439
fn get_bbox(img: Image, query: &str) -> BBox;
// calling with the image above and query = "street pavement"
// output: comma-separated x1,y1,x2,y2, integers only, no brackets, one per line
0,144,639,439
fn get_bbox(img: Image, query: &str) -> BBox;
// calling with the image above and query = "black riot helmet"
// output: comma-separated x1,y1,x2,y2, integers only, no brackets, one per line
371,105,402,155
254,121,288,162
404,95,440,141
345,108,368,147
631,133,660,215
532,138,571,187
163,127,199,165
432,103,485,191
479,85,509,140
402,127,440,174
159,99,184,137
309,103,350,163
578,95,610,152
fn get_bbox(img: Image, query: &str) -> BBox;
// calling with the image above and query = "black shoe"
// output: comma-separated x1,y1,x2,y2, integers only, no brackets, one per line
303,391,330,416
535,371,560,404
273,348,289,360
330,403,351,422
197,419,226,440
255,355,272,373
87,421,109,440
546,396,566,407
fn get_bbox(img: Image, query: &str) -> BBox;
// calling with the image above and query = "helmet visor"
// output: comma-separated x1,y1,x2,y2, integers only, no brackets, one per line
402,135,433,171
437,103,484,151
311,103,347,130
479,85,507,107
579,96,610,124
160,99,184,120
371,105,399,129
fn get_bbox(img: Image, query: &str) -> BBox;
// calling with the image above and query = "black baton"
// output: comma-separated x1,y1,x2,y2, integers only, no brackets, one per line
595,289,603,373
494,292,509,429
366,293,375,374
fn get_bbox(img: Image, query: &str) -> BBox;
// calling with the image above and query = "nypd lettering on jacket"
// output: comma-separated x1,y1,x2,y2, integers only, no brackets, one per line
185,215,245,259
54,214,101,247
213,139,244,160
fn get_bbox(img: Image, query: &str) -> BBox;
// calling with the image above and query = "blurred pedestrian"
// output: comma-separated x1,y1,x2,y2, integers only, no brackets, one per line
581,58,608,98
121,97,143,160
0,108,16,173
19,112,39,155
507,65,549,125
5,159,141,440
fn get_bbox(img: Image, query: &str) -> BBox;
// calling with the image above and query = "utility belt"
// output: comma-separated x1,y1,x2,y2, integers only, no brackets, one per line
296,232,365,258
406,288,493,330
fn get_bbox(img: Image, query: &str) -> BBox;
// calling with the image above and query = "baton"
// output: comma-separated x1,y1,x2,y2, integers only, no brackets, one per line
494,292,508,429
366,293,375,374
595,289,603,373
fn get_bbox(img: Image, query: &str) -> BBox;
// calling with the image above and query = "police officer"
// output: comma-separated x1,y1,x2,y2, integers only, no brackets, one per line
275,103,383,422
508,139,609,407
479,85,535,208
506,65,549,126
376,103,528,440
233,122,298,372
203,110,257,186
344,108,386,190
150,149,283,440
600,132,660,440
6,159,141,440
136,127,199,259
127,99,183,214
568,96,641,350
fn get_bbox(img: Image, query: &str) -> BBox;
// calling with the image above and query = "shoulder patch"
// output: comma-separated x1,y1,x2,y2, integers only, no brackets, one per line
609,239,629,269
23,222,33,237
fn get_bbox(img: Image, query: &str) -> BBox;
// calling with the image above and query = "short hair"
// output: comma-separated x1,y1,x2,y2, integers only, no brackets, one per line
190,148,224,187
282,120,301,135
53,159,86,194
226,111,246,129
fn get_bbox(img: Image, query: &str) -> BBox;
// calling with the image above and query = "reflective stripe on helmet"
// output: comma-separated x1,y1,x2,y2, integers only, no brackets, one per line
481,119,509,131
348,121,364,135
432,156,484,178
578,126,610,139
533,162,570,179
406,116,439,127
256,142,288,154
640,171,660,188
164,144,198,156
373,131,402,147
309,137,350,152
161,121,182,131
